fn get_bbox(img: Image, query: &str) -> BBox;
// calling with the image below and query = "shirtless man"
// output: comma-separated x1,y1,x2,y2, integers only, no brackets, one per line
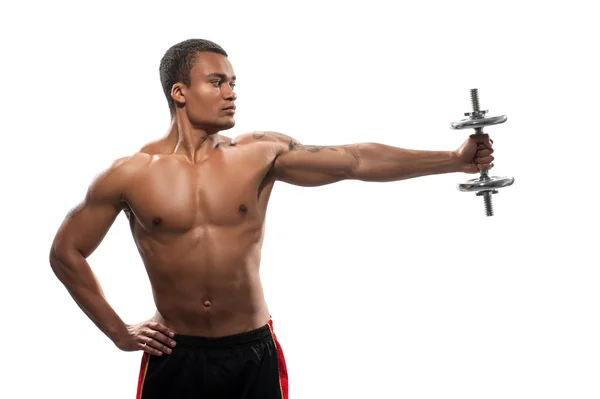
49,39,495,399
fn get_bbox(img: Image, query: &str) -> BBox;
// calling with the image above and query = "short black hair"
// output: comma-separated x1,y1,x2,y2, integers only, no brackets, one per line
159,39,228,115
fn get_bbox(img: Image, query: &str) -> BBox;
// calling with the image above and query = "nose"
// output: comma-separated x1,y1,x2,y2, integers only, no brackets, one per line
223,84,237,101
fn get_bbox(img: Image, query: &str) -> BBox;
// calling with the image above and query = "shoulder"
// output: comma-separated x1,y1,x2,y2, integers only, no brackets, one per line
231,131,299,151
106,152,152,178
87,152,152,201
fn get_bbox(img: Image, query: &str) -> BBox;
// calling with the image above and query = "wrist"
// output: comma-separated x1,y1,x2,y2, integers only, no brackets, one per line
108,323,131,347
449,150,463,172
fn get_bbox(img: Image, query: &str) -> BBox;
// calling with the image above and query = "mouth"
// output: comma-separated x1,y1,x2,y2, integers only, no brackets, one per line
222,105,236,112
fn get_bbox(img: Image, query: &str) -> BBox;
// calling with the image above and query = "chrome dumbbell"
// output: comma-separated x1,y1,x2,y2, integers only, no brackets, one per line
450,88,515,217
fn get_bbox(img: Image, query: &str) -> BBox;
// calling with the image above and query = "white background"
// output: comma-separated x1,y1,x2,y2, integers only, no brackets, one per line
1,0,598,398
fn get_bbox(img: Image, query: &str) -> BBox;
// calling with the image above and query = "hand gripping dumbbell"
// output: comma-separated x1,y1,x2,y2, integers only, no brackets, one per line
450,89,515,217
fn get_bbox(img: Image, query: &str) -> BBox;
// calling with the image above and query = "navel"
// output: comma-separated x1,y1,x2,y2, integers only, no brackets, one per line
238,204,248,214
152,218,162,226
203,300,212,308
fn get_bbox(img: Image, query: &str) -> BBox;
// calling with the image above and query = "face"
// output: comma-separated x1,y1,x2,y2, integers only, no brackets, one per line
172,52,237,132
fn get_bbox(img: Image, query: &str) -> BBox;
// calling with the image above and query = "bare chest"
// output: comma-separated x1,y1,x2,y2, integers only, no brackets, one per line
124,152,273,232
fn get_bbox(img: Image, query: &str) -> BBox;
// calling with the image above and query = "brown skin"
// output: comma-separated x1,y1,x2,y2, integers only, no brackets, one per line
49,52,494,357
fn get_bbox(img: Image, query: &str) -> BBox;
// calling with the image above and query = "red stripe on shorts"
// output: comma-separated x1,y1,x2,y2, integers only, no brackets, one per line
268,319,289,399
136,352,150,399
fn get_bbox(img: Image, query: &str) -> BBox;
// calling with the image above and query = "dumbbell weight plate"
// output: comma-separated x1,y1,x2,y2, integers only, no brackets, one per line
451,115,507,130
457,175,515,193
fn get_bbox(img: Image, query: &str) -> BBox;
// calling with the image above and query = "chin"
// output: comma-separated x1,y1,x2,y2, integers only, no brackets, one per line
218,118,235,131
198,119,235,134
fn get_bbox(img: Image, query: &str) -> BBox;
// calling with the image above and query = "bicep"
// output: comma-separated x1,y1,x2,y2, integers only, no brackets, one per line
273,143,360,185
233,131,360,185
51,157,135,259
53,198,123,259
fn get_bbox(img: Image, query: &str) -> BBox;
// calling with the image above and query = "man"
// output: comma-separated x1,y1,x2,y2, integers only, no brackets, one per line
49,39,495,399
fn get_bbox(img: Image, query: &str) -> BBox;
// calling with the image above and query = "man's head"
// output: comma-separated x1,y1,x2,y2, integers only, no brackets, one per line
159,39,237,132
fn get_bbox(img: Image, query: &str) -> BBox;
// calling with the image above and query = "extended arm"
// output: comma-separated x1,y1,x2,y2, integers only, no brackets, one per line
238,132,493,186
49,156,143,346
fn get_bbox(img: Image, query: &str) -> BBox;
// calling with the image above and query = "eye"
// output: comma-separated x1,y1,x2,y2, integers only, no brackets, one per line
211,80,221,87
230,82,236,89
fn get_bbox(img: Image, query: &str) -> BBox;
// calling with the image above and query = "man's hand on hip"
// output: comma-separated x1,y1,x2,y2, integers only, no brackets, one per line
115,319,177,356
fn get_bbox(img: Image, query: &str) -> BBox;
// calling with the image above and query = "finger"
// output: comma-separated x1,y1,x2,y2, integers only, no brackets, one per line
144,336,174,355
477,140,493,149
475,155,495,164
138,336,165,356
148,322,175,339
475,148,494,157
471,134,492,147
146,327,177,348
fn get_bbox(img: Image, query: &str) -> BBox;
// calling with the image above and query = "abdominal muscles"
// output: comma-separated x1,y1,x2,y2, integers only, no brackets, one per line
133,221,270,336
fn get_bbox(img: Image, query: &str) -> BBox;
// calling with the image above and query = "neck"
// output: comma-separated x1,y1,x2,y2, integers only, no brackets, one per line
165,116,220,162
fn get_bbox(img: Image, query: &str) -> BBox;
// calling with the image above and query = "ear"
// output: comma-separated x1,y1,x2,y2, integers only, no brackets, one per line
171,83,186,107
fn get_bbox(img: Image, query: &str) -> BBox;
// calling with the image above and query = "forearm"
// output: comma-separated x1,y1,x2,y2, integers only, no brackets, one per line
351,143,461,182
49,247,128,345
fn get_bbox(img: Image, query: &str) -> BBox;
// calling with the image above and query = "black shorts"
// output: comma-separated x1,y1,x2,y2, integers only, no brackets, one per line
136,319,288,399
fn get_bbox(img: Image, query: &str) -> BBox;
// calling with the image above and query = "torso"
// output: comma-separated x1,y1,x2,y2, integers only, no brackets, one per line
122,135,280,337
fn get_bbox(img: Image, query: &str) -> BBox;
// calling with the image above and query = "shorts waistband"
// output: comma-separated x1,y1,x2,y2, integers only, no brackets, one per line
173,323,272,349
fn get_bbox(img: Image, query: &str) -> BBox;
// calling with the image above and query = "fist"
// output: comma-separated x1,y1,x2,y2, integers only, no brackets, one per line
455,134,495,174
116,319,177,356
